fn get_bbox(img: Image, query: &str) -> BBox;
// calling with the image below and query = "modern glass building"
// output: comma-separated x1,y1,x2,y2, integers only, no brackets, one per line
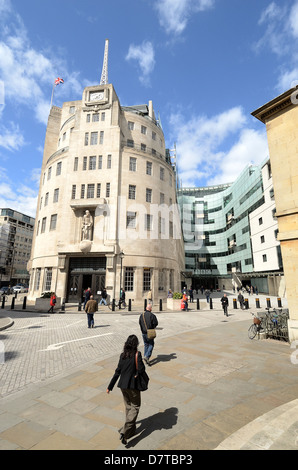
177,164,267,291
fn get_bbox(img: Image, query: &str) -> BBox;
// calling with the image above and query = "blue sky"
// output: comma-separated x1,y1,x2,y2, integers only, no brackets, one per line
0,0,298,218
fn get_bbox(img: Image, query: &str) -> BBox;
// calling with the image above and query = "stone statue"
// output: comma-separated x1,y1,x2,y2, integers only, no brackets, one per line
82,210,93,240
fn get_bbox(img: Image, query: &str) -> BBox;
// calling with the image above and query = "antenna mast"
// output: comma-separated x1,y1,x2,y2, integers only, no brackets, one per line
100,39,109,85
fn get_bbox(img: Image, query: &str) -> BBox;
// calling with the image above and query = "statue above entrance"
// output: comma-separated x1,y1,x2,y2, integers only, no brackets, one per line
82,210,93,241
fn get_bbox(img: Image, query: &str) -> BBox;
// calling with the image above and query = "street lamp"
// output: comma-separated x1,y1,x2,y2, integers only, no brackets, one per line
119,251,125,299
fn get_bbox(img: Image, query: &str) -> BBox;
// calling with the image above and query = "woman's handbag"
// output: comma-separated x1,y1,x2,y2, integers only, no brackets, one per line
142,313,156,339
135,353,149,391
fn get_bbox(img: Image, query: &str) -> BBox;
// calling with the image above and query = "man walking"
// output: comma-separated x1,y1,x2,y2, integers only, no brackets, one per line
221,293,229,317
238,292,245,310
139,304,158,366
85,295,98,328
99,287,108,306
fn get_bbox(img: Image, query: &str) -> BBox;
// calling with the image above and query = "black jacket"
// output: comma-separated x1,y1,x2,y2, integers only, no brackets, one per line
139,310,158,335
221,296,229,306
107,351,145,391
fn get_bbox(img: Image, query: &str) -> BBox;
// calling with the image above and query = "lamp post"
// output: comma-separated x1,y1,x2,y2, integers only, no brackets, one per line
119,251,125,299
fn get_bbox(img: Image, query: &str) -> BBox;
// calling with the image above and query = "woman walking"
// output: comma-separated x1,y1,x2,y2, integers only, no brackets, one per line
48,292,56,313
106,335,146,445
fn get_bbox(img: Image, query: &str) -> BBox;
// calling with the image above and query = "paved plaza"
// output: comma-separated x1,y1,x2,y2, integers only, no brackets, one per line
0,292,297,451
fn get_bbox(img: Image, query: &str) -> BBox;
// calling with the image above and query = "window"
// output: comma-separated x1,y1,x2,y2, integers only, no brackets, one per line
160,193,165,204
53,188,59,203
101,112,105,121
100,131,104,144
272,208,277,220
258,217,263,225
98,155,103,169
107,154,112,168
125,267,134,291
106,183,110,197
141,125,147,135
41,217,46,233
159,216,165,235
50,214,57,231
83,156,87,170
141,143,146,152
69,106,75,114
263,254,267,262
96,183,101,198
44,192,49,206
44,268,52,291
127,139,134,148
92,113,99,122
81,184,85,199
146,188,152,203
84,133,89,145
71,185,76,199
128,121,134,130
127,211,136,229
160,167,165,181
86,114,91,123
56,161,62,175
143,268,151,291
129,157,137,171
89,156,96,170
129,185,136,200
47,167,52,180
35,268,41,290
152,149,156,156
146,161,152,175
260,235,265,243
74,157,78,171
87,184,95,198
90,131,98,145
145,214,153,231
152,131,156,141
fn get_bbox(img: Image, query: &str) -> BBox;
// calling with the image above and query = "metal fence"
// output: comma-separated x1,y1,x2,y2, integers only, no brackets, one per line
260,309,290,342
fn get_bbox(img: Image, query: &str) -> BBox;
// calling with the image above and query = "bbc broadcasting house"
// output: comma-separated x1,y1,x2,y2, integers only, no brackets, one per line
27,80,185,305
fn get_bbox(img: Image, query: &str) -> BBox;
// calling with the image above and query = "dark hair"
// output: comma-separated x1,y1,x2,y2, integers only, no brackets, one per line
122,334,139,359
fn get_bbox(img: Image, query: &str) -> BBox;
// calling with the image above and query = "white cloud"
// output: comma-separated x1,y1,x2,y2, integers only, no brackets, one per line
0,122,25,151
154,0,214,35
0,167,38,217
126,41,155,85
169,107,268,187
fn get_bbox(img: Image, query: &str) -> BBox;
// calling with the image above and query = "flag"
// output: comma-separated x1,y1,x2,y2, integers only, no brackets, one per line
54,77,64,86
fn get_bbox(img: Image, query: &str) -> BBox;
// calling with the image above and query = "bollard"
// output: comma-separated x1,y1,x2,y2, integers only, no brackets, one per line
256,298,260,308
15,291,17,299
78,302,81,311
11,296,15,310
22,296,27,310
1,296,5,309
210,297,213,309
159,299,162,311
144,299,147,310
266,298,271,308
245,298,249,309
112,299,115,311
197,298,200,310
61,298,65,312
277,298,282,308
233,298,237,309
128,299,131,311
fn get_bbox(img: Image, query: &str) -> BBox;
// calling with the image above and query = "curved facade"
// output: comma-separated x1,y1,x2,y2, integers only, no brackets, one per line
28,84,184,304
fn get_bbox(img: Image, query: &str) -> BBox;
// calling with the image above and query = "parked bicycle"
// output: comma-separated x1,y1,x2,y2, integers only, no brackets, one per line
248,313,265,340
248,308,289,341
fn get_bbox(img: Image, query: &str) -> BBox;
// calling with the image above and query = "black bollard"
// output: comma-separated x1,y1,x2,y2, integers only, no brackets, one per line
245,298,249,309
144,299,147,310
112,299,115,311
128,299,132,311
196,298,200,310
22,296,27,310
277,298,282,308
266,298,271,308
233,298,237,309
256,298,260,308
210,297,213,309
159,299,162,311
61,298,65,312
78,302,81,311
1,296,5,309
11,296,15,310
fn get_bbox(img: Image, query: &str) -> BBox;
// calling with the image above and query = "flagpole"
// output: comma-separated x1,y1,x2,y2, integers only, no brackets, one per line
50,82,55,108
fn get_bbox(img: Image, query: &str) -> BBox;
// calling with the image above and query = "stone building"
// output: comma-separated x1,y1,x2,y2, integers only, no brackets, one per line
27,83,184,304
252,87,298,341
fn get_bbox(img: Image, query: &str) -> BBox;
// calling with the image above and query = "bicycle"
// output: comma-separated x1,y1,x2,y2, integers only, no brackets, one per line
107,299,127,310
248,313,265,339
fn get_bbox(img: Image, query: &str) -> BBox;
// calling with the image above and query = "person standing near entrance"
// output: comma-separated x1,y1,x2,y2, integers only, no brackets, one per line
84,287,91,309
99,287,108,306
221,293,229,317
85,295,98,328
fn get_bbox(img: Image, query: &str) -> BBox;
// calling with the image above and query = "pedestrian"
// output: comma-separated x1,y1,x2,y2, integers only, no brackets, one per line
85,295,98,328
99,287,108,306
139,304,158,366
83,287,91,309
167,289,173,298
106,334,146,445
205,288,211,303
48,292,56,313
120,288,126,308
147,289,152,305
221,293,229,316
189,287,193,302
238,292,245,310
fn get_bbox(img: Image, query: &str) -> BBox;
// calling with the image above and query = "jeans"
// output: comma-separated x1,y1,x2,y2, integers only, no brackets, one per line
142,333,154,359
87,313,94,327
99,298,107,305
